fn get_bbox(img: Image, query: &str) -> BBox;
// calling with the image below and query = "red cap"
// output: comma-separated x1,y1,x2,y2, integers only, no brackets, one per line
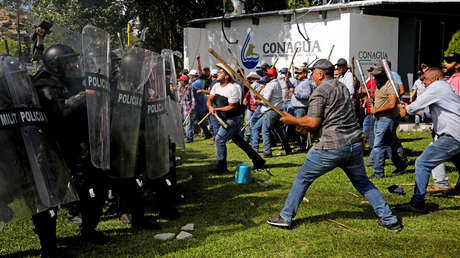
264,68,278,78
178,75,189,81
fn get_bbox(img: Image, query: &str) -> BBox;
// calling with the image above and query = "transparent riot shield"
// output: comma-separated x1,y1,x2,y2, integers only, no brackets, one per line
161,49,185,150
0,57,78,227
82,25,110,170
110,47,153,178
142,53,170,180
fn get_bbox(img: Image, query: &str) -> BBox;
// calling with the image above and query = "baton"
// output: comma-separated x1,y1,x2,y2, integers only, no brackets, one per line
355,59,372,104
271,57,279,70
381,60,400,102
208,48,284,117
306,56,319,68
197,112,211,126
286,47,299,83
213,112,228,128
182,112,191,127
327,44,335,61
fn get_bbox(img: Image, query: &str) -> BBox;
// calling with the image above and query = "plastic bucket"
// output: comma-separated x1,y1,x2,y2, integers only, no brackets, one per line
235,164,252,184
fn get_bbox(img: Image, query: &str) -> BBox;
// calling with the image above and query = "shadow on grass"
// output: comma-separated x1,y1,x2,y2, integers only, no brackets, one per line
400,137,424,143
0,249,40,258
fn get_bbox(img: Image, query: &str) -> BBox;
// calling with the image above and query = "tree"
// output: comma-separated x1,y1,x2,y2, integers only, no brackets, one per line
445,29,460,56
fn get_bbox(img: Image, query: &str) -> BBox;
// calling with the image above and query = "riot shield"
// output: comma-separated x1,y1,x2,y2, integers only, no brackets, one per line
110,47,153,178
0,57,78,227
161,49,185,150
142,53,170,180
82,25,110,170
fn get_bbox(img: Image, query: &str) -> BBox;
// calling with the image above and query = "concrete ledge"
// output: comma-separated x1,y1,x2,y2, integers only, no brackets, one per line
398,123,432,132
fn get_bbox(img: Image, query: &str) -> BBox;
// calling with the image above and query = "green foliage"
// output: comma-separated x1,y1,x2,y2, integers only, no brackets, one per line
0,38,28,57
444,29,460,56
287,0,310,9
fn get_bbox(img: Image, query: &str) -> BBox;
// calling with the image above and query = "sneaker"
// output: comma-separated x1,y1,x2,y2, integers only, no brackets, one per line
378,219,403,232
267,215,291,228
392,164,408,175
209,167,230,174
393,203,427,213
426,185,449,193
185,139,193,143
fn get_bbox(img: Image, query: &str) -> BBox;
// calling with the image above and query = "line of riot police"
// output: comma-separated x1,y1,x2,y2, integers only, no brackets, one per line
0,22,185,257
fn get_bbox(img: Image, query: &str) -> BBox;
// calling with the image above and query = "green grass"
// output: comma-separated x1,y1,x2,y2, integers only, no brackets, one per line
1,130,459,257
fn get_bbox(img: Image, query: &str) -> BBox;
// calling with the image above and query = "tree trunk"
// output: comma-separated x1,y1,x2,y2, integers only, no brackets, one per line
16,2,21,57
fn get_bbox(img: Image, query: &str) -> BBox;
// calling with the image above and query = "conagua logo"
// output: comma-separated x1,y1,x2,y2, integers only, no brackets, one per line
241,32,259,69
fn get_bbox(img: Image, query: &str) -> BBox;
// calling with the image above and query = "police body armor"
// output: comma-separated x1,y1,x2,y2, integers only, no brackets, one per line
141,53,170,180
82,25,110,170
0,57,77,228
110,47,153,178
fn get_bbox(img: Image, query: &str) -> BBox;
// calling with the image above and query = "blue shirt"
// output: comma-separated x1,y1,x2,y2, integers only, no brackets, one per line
291,79,313,108
406,79,460,143
391,71,402,85
192,79,207,113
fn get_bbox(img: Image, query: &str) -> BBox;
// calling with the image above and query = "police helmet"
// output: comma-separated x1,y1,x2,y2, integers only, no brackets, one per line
42,44,81,78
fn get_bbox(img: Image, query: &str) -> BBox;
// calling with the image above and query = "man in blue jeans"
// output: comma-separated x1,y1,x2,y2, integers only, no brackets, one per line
267,59,402,231
369,61,407,178
395,68,460,213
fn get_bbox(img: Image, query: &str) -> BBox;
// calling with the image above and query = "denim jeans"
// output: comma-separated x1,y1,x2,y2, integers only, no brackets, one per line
250,107,263,152
280,142,398,226
196,111,212,138
410,135,460,208
262,110,290,154
372,116,406,176
294,107,308,147
430,135,449,188
243,109,254,142
363,114,375,148
215,115,242,163
185,112,196,141
209,115,219,136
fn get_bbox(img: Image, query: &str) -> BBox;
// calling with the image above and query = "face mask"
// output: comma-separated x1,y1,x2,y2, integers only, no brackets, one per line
374,74,388,88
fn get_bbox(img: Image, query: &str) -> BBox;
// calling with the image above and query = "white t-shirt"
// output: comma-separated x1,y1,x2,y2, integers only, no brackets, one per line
210,82,241,104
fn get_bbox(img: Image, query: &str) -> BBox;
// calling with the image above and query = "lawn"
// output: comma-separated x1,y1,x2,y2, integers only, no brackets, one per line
1,130,459,257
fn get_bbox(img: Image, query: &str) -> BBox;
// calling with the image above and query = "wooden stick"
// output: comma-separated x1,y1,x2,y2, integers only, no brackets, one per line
271,56,279,70
182,113,191,127
213,112,228,128
227,48,248,82
286,47,299,83
208,48,284,116
241,121,250,132
197,112,211,126
306,56,319,68
327,44,335,61
328,219,355,231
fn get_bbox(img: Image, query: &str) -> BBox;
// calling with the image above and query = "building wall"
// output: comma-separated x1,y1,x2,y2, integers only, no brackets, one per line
184,9,399,77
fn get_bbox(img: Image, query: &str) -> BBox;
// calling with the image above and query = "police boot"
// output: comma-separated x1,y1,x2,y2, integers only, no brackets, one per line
156,178,180,220
32,209,58,258
80,187,107,244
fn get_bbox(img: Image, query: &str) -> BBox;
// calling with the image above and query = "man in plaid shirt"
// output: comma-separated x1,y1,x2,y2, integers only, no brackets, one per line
267,59,401,232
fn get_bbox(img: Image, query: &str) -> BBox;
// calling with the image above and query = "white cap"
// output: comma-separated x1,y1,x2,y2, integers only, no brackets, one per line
189,69,198,76
211,69,218,76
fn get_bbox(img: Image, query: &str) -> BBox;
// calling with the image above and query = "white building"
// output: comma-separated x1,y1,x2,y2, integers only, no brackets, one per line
184,0,460,90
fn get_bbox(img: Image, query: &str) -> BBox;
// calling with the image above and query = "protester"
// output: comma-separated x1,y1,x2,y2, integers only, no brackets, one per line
251,68,291,157
335,58,354,95
396,67,460,213
207,63,265,173
409,71,426,125
188,69,212,141
369,60,408,178
242,72,262,142
267,59,402,231
290,66,313,151
443,53,460,96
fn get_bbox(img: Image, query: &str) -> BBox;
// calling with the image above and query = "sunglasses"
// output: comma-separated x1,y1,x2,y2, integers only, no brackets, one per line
294,72,303,74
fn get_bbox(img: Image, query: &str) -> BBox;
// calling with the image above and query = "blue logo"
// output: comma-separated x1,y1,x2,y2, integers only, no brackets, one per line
241,32,259,69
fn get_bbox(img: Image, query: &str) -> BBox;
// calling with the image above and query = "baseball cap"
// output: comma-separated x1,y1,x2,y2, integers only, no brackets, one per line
178,75,189,81
265,68,278,78
246,72,261,80
211,69,218,77
294,66,307,73
311,59,334,70
371,61,385,75
335,58,347,66
259,77,267,83
189,69,198,76
280,67,288,73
